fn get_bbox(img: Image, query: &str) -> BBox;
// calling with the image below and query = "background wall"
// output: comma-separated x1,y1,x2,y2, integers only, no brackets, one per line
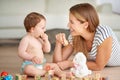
0,0,120,39
96,0,120,14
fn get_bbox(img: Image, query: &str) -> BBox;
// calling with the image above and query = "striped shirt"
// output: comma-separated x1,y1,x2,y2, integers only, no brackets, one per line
68,25,120,66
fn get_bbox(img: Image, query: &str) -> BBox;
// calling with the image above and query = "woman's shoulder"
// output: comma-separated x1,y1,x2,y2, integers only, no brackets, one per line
97,25,113,31
96,25,113,34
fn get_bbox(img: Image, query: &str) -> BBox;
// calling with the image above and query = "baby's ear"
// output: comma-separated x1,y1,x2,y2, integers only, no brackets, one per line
30,27,34,32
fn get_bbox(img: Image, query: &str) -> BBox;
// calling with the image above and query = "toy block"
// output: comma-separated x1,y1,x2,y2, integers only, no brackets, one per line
15,74,22,80
34,75,41,80
15,74,27,80
52,76,59,80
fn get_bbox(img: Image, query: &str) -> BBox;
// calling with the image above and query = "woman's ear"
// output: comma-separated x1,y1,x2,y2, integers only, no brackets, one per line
83,22,88,29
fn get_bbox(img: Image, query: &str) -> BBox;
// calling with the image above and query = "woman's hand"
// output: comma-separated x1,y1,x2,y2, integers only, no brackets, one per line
55,33,68,46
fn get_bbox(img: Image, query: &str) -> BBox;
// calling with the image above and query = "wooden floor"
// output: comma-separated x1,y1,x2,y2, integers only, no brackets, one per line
0,41,120,80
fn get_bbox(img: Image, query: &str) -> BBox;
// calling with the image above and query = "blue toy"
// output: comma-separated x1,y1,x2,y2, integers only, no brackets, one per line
4,75,13,80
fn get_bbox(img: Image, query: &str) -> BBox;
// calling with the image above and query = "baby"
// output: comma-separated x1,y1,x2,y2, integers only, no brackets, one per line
70,52,92,78
18,12,51,76
18,12,68,78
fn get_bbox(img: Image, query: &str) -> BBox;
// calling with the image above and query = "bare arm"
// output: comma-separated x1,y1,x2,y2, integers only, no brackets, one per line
53,33,74,70
53,42,74,70
41,33,51,53
53,42,73,62
87,37,112,70
18,37,34,60
53,33,74,62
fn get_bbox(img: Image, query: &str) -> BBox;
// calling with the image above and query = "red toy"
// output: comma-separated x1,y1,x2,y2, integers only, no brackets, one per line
1,71,8,77
45,65,51,71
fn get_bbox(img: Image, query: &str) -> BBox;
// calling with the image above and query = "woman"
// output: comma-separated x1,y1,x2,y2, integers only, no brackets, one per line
53,3,120,71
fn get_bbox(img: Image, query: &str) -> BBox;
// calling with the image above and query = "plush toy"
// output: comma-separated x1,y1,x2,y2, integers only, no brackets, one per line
70,52,92,78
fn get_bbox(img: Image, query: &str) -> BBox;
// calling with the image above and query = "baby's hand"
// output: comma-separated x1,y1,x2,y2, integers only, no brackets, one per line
56,33,68,46
40,33,48,42
32,56,42,64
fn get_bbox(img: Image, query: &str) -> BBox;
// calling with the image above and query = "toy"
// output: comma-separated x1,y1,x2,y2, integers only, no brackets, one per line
61,74,66,80
45,65,54,80
22,75,27,80
35,75,41,80
70,52,92,78
15,74,22,80
45,65,51,71
52,76,59,80
0,77,4,80
1,71,8,77
4,75,13,80
0,71,13,80
15,74,27,80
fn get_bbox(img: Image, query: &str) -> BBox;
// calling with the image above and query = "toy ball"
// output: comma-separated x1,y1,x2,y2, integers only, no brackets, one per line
45,65,51,71
1,71,8,77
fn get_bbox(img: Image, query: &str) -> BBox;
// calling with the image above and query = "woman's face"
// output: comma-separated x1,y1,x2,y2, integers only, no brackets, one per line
68,13,87,36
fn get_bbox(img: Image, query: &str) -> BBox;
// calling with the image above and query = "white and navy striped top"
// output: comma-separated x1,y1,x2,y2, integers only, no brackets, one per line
68,25,120,66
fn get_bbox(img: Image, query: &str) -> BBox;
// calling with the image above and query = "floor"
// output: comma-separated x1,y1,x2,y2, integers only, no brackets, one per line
0,40,120,80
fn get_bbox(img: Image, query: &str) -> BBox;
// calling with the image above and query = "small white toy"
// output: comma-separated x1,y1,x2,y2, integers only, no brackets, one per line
70,52,92,78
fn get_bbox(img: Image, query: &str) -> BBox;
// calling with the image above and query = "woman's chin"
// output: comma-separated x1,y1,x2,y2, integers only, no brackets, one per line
71,33,77,36
71,34,76,36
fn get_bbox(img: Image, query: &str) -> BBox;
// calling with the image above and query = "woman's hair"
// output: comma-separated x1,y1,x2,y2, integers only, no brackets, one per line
24,12,46,32
70,3,99,57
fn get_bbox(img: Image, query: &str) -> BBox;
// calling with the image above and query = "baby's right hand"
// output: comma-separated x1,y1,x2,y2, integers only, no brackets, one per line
31,56,41,64
55,33,68,46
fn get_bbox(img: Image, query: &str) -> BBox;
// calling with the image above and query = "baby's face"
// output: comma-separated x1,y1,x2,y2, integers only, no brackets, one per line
33,19,46,37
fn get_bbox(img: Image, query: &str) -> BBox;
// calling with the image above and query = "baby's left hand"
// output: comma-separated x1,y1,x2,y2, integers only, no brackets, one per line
32,56,42,64
40,33,48,42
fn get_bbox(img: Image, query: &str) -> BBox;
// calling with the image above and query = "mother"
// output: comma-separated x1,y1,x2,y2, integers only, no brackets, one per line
53,3,120,71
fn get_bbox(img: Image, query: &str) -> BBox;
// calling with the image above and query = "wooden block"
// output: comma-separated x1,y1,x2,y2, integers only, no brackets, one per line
22,75,27,80
15,74,22,80
34,75,41,80
52,76,59,80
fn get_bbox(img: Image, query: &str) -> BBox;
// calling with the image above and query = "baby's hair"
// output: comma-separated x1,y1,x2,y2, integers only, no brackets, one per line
24,12,46,32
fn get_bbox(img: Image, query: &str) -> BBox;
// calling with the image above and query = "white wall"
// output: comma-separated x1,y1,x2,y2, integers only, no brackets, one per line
0,0,96,29
0,0,120,39
0,0,46,15
96,0,120,14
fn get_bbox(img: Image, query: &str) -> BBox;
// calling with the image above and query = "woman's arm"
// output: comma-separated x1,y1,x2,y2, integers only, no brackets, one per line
53,43,74,70
53,33,74,70
87,37,112,70
53,33,73,62
53,43,73,62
